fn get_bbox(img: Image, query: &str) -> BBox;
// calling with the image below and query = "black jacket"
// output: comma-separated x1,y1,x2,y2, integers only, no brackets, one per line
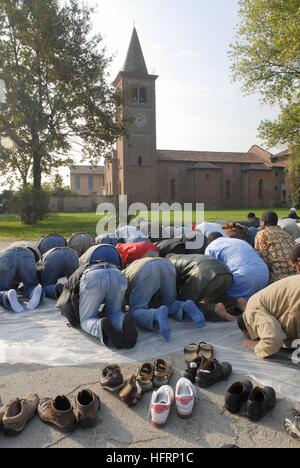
169,254,233,303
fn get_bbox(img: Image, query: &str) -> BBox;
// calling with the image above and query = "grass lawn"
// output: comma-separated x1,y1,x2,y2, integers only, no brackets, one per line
0,208,290,241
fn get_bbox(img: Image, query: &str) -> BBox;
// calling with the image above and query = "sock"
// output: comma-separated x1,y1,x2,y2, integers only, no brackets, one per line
7,290,24,314
26,285,43,310
183,300,206,329
153,306,171,341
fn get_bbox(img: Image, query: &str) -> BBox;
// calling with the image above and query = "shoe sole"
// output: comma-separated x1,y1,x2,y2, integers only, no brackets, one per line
101,318,126,350
100,383,124,393
151,420,168,428
122,314,138,349
3,427,24,437
177,411,193,419
39,417,77,433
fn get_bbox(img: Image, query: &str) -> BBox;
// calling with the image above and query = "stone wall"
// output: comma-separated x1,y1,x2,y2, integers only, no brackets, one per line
49,195,118,213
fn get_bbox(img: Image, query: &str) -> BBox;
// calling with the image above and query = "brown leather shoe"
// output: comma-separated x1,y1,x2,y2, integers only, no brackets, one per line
2,394,39,436
119,375,142,407
100,365,124,392
74,389,100,429
38,395,77,433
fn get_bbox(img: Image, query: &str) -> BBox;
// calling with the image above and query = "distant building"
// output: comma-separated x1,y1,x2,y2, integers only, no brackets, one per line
104,27,289,208
70,166,105,196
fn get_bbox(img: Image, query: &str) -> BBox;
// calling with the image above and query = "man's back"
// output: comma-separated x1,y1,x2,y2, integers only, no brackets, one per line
205,237,266,274
255,226,295,282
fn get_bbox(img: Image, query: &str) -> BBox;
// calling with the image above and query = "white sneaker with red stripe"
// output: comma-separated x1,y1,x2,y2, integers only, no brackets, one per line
175,378,197,419
150,385,174,428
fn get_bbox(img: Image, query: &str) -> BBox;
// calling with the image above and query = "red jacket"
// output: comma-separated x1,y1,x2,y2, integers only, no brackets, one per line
116,242,160,267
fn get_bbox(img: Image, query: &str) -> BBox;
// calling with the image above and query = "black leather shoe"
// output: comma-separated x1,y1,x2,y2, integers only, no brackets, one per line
195,358,232,388
183,356,207,383
225,380,253,414
246,386,276,422
122,313,138,349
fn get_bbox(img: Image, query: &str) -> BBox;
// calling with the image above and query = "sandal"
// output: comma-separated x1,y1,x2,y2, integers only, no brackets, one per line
184,342,214,363
136,363,154,393
183,343,199,363
119,375,142,407
198,342,214,360
153,359,173,388
284,414,300,440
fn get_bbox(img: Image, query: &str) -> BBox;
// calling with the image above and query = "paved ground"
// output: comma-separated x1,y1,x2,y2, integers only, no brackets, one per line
0,351,299,449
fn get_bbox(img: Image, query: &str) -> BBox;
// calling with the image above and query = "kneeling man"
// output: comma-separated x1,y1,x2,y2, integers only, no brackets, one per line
237,275,300,359
57,261,137,349
124,257,206,340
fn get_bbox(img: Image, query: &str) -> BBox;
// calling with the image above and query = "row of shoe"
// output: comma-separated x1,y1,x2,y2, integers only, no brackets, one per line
225,380,276,422
183,342,277,423
99,359,173,408
0,390,101,435
150,378,197,428
183,341,232,388
184,355,232,388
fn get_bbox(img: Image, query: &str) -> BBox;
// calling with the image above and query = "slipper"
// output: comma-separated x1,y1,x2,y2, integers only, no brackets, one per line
119,375,142,407
184,343,199,363
153,359,173,388
198,342,214,360
184,342,214,363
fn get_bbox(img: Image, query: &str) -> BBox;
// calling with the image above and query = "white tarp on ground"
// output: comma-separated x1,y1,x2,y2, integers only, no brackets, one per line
0,300,299,403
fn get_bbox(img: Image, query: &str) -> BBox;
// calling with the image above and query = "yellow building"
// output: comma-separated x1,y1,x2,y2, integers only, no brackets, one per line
70,166,105,196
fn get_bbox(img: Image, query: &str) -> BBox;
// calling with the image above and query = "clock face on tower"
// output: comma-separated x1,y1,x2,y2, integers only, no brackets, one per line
133,112,146,128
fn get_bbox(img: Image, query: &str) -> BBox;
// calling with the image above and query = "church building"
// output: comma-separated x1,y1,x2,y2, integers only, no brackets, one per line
104,28,287,209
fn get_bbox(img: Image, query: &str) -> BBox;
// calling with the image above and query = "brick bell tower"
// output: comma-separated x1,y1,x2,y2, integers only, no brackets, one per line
113,28,159,206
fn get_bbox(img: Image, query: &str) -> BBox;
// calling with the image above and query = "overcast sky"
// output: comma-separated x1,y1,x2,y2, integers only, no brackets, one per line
93,0,280,154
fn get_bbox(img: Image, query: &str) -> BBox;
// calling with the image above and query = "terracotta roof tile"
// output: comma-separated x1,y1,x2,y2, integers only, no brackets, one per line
157,150,273,165
70,166,104,175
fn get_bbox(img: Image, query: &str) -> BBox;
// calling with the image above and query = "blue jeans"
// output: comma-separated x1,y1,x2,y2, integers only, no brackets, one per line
42,248,79,299
128,259,188,331
38,235,66,256
79,267,128,341
0,247,39,310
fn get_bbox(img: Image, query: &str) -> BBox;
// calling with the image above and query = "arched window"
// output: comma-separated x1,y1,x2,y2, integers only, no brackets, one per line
171,179,176,199
131,87,147,104
131,88,139,103
259,179,263,200
139,87,147,103
225,180,231,199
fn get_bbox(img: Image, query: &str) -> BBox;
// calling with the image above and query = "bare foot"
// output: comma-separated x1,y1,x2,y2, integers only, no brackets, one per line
215,303,237,322
236,298,248,312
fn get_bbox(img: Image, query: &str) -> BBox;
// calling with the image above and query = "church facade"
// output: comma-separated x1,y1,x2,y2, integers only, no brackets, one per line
104,28,287,209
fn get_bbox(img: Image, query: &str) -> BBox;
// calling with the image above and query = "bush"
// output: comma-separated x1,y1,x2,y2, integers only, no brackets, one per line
9,187,49,224
292,186,300,209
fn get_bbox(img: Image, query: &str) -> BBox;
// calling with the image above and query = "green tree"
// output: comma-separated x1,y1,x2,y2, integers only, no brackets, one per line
230,0,300,201
0,0,124,192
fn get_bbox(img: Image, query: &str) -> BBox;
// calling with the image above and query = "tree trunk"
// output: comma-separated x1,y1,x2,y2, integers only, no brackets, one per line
33,153,42,189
